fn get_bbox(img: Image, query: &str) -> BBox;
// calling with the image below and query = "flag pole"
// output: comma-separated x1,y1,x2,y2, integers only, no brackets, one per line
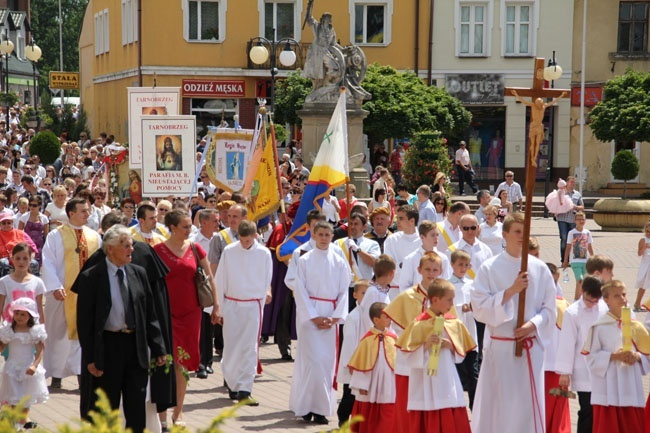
269,117,286,215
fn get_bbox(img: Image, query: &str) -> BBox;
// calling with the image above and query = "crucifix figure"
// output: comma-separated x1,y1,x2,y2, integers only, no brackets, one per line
505,58,569,356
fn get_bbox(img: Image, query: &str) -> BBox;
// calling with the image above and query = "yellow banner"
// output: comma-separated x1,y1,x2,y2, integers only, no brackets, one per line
49,71,79,90
246,133,280,221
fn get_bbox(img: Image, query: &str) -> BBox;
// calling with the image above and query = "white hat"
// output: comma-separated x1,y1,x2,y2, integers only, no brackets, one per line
489,198,502,207
9,297,39,320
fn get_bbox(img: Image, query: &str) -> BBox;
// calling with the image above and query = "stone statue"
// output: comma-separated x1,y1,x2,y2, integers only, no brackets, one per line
302,0,370,105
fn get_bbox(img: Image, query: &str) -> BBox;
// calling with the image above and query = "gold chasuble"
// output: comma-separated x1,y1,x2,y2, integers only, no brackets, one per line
396,310,477,357
582,312,650,356
60,225,100,339
556,296,570,329
348,328,398,372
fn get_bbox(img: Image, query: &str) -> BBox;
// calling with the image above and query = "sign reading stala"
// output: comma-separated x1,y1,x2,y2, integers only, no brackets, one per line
49,71,80,90
181,79,245,98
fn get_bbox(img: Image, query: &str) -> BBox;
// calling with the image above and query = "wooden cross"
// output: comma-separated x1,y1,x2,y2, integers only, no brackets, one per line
505,58,569,357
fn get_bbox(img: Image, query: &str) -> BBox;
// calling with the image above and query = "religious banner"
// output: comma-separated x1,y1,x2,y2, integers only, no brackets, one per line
127,87,181,168
102,147,143,208
203,127,256,193
246,128,281,221
140,115,196,197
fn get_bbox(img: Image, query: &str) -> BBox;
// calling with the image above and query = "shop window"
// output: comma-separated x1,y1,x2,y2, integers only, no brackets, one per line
456,1,491,56
617,2,649,53
121,0,138,45
191,98,239,137
351,1,393,45
184,0,226,42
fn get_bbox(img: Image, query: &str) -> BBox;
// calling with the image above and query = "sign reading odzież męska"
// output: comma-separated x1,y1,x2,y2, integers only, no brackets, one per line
49,71,80,90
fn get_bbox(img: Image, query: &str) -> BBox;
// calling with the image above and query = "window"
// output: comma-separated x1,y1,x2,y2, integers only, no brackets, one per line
184,0,226,42
121,0,138,45
504,4,531,55
16,33,23,60
617,2,649,53
94,9,110,55
265,1,295,39
352,1,392,45
459,3,487,55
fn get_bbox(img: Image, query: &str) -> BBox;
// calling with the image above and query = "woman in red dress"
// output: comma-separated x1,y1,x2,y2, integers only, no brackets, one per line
154,209,219,428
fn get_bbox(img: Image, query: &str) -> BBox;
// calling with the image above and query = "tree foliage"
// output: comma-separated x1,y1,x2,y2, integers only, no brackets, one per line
274,70,312,127
30,0,87,93
611,149,640,198
361,63,472,145
29,131,62,165
589,69,650,144
401,131,453,191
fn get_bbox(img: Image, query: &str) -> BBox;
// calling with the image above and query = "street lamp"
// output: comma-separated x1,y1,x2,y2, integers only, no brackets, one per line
248,28,300,114
0,37,14,119
542,51,562,218
25,38,42,129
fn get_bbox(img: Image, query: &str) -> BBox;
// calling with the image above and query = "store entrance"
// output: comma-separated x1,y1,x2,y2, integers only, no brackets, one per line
191,98,239,138
463,106,506,182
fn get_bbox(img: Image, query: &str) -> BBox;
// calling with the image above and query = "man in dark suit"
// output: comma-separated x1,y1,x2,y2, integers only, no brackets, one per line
74,224,167,433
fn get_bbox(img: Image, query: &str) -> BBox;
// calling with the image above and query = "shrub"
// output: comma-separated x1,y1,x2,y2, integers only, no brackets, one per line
29,131,62,165
611,149,640,199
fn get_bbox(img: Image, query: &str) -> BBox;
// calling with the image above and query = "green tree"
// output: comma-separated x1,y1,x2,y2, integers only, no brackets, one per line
362,63,472,145
589,69,650,144
610,149,640,199
274,70,312,127
401,131,453,191
30,131,62,165
30,0,87,92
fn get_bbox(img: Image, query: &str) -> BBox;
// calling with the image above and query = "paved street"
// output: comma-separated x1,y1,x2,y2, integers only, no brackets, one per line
30,216,648,432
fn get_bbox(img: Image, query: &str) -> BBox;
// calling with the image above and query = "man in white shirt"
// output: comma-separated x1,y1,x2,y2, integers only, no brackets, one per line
415,184,436,223
383,204,422,299
475,190,492,223
436,201,470,256
495,171,524,211
455,140,477,195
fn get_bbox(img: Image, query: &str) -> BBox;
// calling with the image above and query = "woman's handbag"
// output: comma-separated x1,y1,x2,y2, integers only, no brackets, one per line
190,242,214,308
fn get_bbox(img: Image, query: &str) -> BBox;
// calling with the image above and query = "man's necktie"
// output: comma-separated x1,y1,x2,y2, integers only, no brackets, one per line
116,268,135,329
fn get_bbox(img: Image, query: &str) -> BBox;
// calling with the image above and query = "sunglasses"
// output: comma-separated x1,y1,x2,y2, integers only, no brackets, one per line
42,183,52,186
29,204,39,208
207,200,217,204
435,201,445,205
506,175,514,178
462,226,477,231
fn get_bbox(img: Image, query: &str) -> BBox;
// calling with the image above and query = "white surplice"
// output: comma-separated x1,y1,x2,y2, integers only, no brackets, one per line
470,252,557,433
449,275,478,344
554,298,608,391
337,306,361,385
583,313,650,407
357,283,391,337
41,226,101,378
284,239,346,291
216,241,272,394
289,246,350,417
403,329,466,411
399,247,451,293
383,231,421,298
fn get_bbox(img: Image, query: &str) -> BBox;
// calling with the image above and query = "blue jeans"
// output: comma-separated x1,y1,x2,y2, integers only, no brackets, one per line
558,220,576,263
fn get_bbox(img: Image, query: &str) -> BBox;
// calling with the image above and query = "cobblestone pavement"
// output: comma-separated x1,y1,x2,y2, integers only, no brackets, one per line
29,217,648,432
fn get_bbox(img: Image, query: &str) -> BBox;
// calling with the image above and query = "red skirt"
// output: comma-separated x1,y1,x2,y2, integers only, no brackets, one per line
394,374,409,433
545,371,571,433
594,405,644,433
408,407,471,433
351,401,395,433
645,395,650,433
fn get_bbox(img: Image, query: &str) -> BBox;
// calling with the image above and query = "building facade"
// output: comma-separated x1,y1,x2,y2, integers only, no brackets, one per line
570,0,650,191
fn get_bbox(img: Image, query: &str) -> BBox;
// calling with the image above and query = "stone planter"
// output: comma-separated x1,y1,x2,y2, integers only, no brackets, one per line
593,198,650,232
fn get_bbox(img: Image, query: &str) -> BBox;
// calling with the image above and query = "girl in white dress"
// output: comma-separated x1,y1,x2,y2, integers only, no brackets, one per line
0,297,48,429
633,221,650,311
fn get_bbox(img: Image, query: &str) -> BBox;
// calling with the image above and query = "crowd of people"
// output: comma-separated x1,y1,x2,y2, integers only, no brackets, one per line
0,125,646,433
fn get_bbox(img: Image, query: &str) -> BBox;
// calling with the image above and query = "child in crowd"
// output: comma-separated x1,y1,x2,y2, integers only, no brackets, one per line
448,250,478,410
358,255,394,334
337,280,370,427
544,262,571,433
397,279,475,433
586,255,614,283
0,297,48,430
633,221,650,311
348,302,397,433
582,280,650,433
13,197,28,229
556,275,607,433
0,243,45,323
399,221,451,293
384,251,443,433
563,212,594,300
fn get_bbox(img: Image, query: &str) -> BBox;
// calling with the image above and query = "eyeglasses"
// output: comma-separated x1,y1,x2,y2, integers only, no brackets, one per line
29,204,39,208
42,183,52,187
435,201,445,205
123,205,134,210
506,174,513,178
462,226,477,231
207,200,217,204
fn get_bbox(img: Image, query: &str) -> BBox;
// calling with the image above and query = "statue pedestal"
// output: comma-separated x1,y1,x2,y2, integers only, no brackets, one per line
298,102,370,198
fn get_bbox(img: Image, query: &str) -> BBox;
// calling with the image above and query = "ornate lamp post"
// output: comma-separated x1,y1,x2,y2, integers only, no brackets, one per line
25,38,42,129
0,37,14,120
248,28,300,114
542,51,563,218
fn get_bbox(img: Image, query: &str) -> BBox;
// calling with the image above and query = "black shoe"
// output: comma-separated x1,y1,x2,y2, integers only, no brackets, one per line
302,412,313,422
313,414,329,425
50,377,62,389
281,353,293,361
23,422,38,429
237,392,260,406
196,368,208,379
229,390,238,400
260,335,269,344
206,366,214,374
